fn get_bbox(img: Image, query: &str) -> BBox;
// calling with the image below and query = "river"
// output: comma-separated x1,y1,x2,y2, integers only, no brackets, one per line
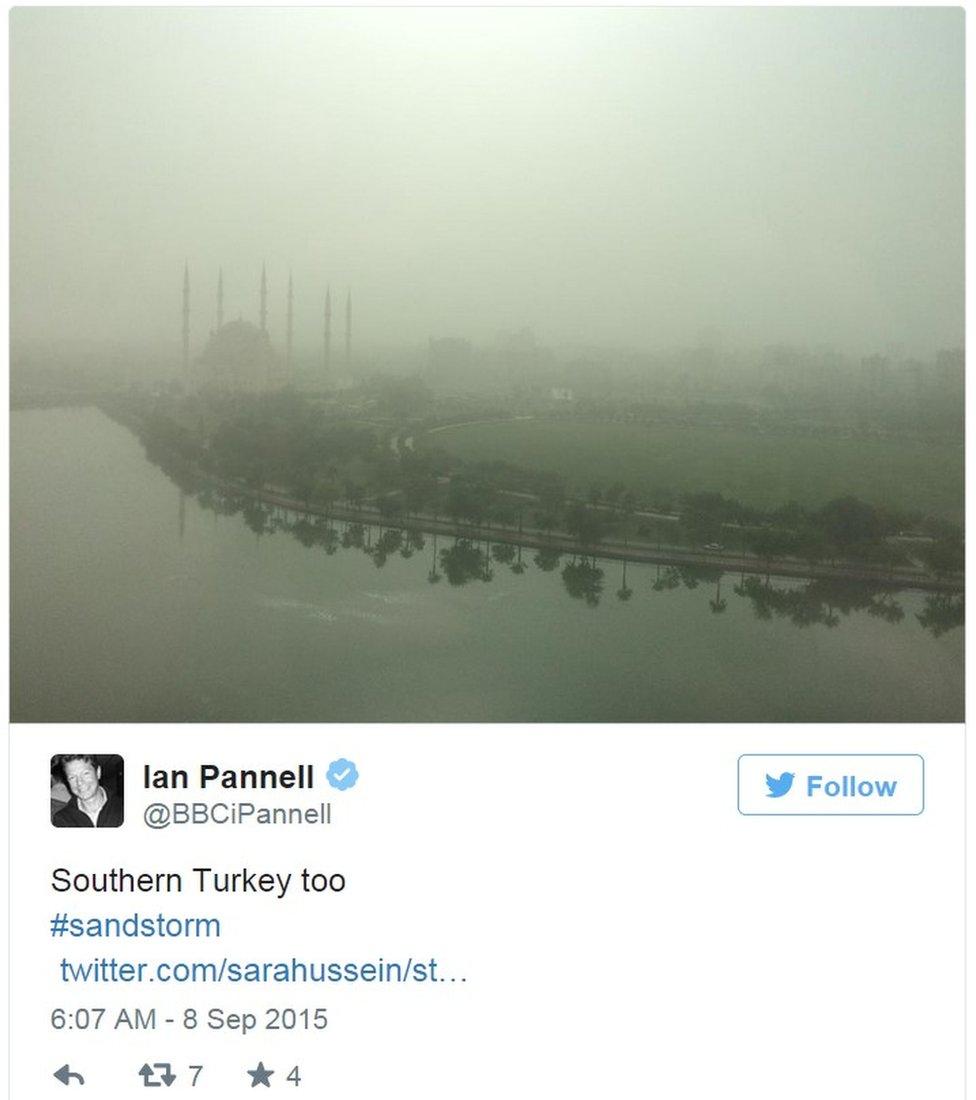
11,407,963,722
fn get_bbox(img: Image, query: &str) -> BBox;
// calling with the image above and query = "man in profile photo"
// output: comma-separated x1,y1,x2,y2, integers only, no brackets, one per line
51,754,124,828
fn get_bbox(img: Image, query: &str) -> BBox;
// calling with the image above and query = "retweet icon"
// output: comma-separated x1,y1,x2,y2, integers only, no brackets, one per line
765,772,795,798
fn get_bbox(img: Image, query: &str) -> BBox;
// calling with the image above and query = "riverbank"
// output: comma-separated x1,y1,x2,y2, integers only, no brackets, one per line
239,482,961,594
101,402,962,594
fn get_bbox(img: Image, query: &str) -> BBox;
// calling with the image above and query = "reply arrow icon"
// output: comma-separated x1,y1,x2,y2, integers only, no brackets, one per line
53,1064,85,1086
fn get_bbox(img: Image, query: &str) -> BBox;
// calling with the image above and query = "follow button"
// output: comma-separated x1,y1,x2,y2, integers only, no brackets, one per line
737,754,924,816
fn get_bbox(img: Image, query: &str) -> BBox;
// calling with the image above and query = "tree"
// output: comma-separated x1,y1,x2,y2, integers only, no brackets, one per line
290,469,315,511
819,496,884,550
620,490,638,546
564,503,606,549
795,526,828,570
402,476,437,517
377,494,404,521
446,480,494,529
535,474,566,515
681,513,720,546
534,511,559,541
313,479,339,513
344,481,366,511
748,528,795,576
920,535,964,579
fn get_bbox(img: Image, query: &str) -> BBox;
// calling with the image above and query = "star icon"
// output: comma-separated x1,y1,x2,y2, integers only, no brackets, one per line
247,1061,275,1087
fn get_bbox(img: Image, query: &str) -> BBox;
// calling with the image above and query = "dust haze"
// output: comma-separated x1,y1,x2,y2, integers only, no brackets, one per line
11,7,963,376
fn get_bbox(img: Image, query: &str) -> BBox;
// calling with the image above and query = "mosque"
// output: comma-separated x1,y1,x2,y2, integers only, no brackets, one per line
181,264,351,391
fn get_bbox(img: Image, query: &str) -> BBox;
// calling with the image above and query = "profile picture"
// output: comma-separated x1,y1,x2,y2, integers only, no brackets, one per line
50,754,124,828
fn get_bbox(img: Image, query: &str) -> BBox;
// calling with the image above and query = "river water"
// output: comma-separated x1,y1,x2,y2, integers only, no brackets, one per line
11,407,963,722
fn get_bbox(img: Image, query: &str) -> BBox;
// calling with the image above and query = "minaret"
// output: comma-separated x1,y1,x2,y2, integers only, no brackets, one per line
216,268,224,331
260,262,268,334
345,288,352,368
323,286,332,375
182,261,190,378
286,271,294,372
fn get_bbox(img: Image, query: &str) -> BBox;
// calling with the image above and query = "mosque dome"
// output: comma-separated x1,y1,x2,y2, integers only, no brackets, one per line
195,319,282,391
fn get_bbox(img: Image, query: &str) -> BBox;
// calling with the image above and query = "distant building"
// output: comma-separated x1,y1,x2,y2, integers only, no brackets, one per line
550,387,574,402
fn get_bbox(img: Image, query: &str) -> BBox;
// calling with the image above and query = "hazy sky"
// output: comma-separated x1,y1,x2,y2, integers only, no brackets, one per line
10,7,964,358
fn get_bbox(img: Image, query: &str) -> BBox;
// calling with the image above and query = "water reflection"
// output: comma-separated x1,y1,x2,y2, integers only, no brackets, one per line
170,466,961,637
534,546,562,572
916,594,965,638
616,560,633,603
709,574,727,614
561,557,605,607
732,575,910,631
440,540,492,586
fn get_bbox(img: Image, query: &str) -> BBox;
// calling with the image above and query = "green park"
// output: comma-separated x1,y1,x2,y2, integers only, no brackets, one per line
419,419,963,523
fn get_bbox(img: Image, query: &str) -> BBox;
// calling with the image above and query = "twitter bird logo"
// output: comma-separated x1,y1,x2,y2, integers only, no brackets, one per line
766,772,795,798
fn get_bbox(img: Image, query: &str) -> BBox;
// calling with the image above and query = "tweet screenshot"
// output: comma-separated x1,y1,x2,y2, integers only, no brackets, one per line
6,727,967,1097
8,6,967,1099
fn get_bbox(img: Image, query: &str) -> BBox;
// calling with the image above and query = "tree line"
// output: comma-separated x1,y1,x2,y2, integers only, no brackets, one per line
109,389,963,582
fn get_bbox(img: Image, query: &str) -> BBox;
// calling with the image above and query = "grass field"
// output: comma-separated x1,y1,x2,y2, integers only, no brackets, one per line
422,420,963,521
